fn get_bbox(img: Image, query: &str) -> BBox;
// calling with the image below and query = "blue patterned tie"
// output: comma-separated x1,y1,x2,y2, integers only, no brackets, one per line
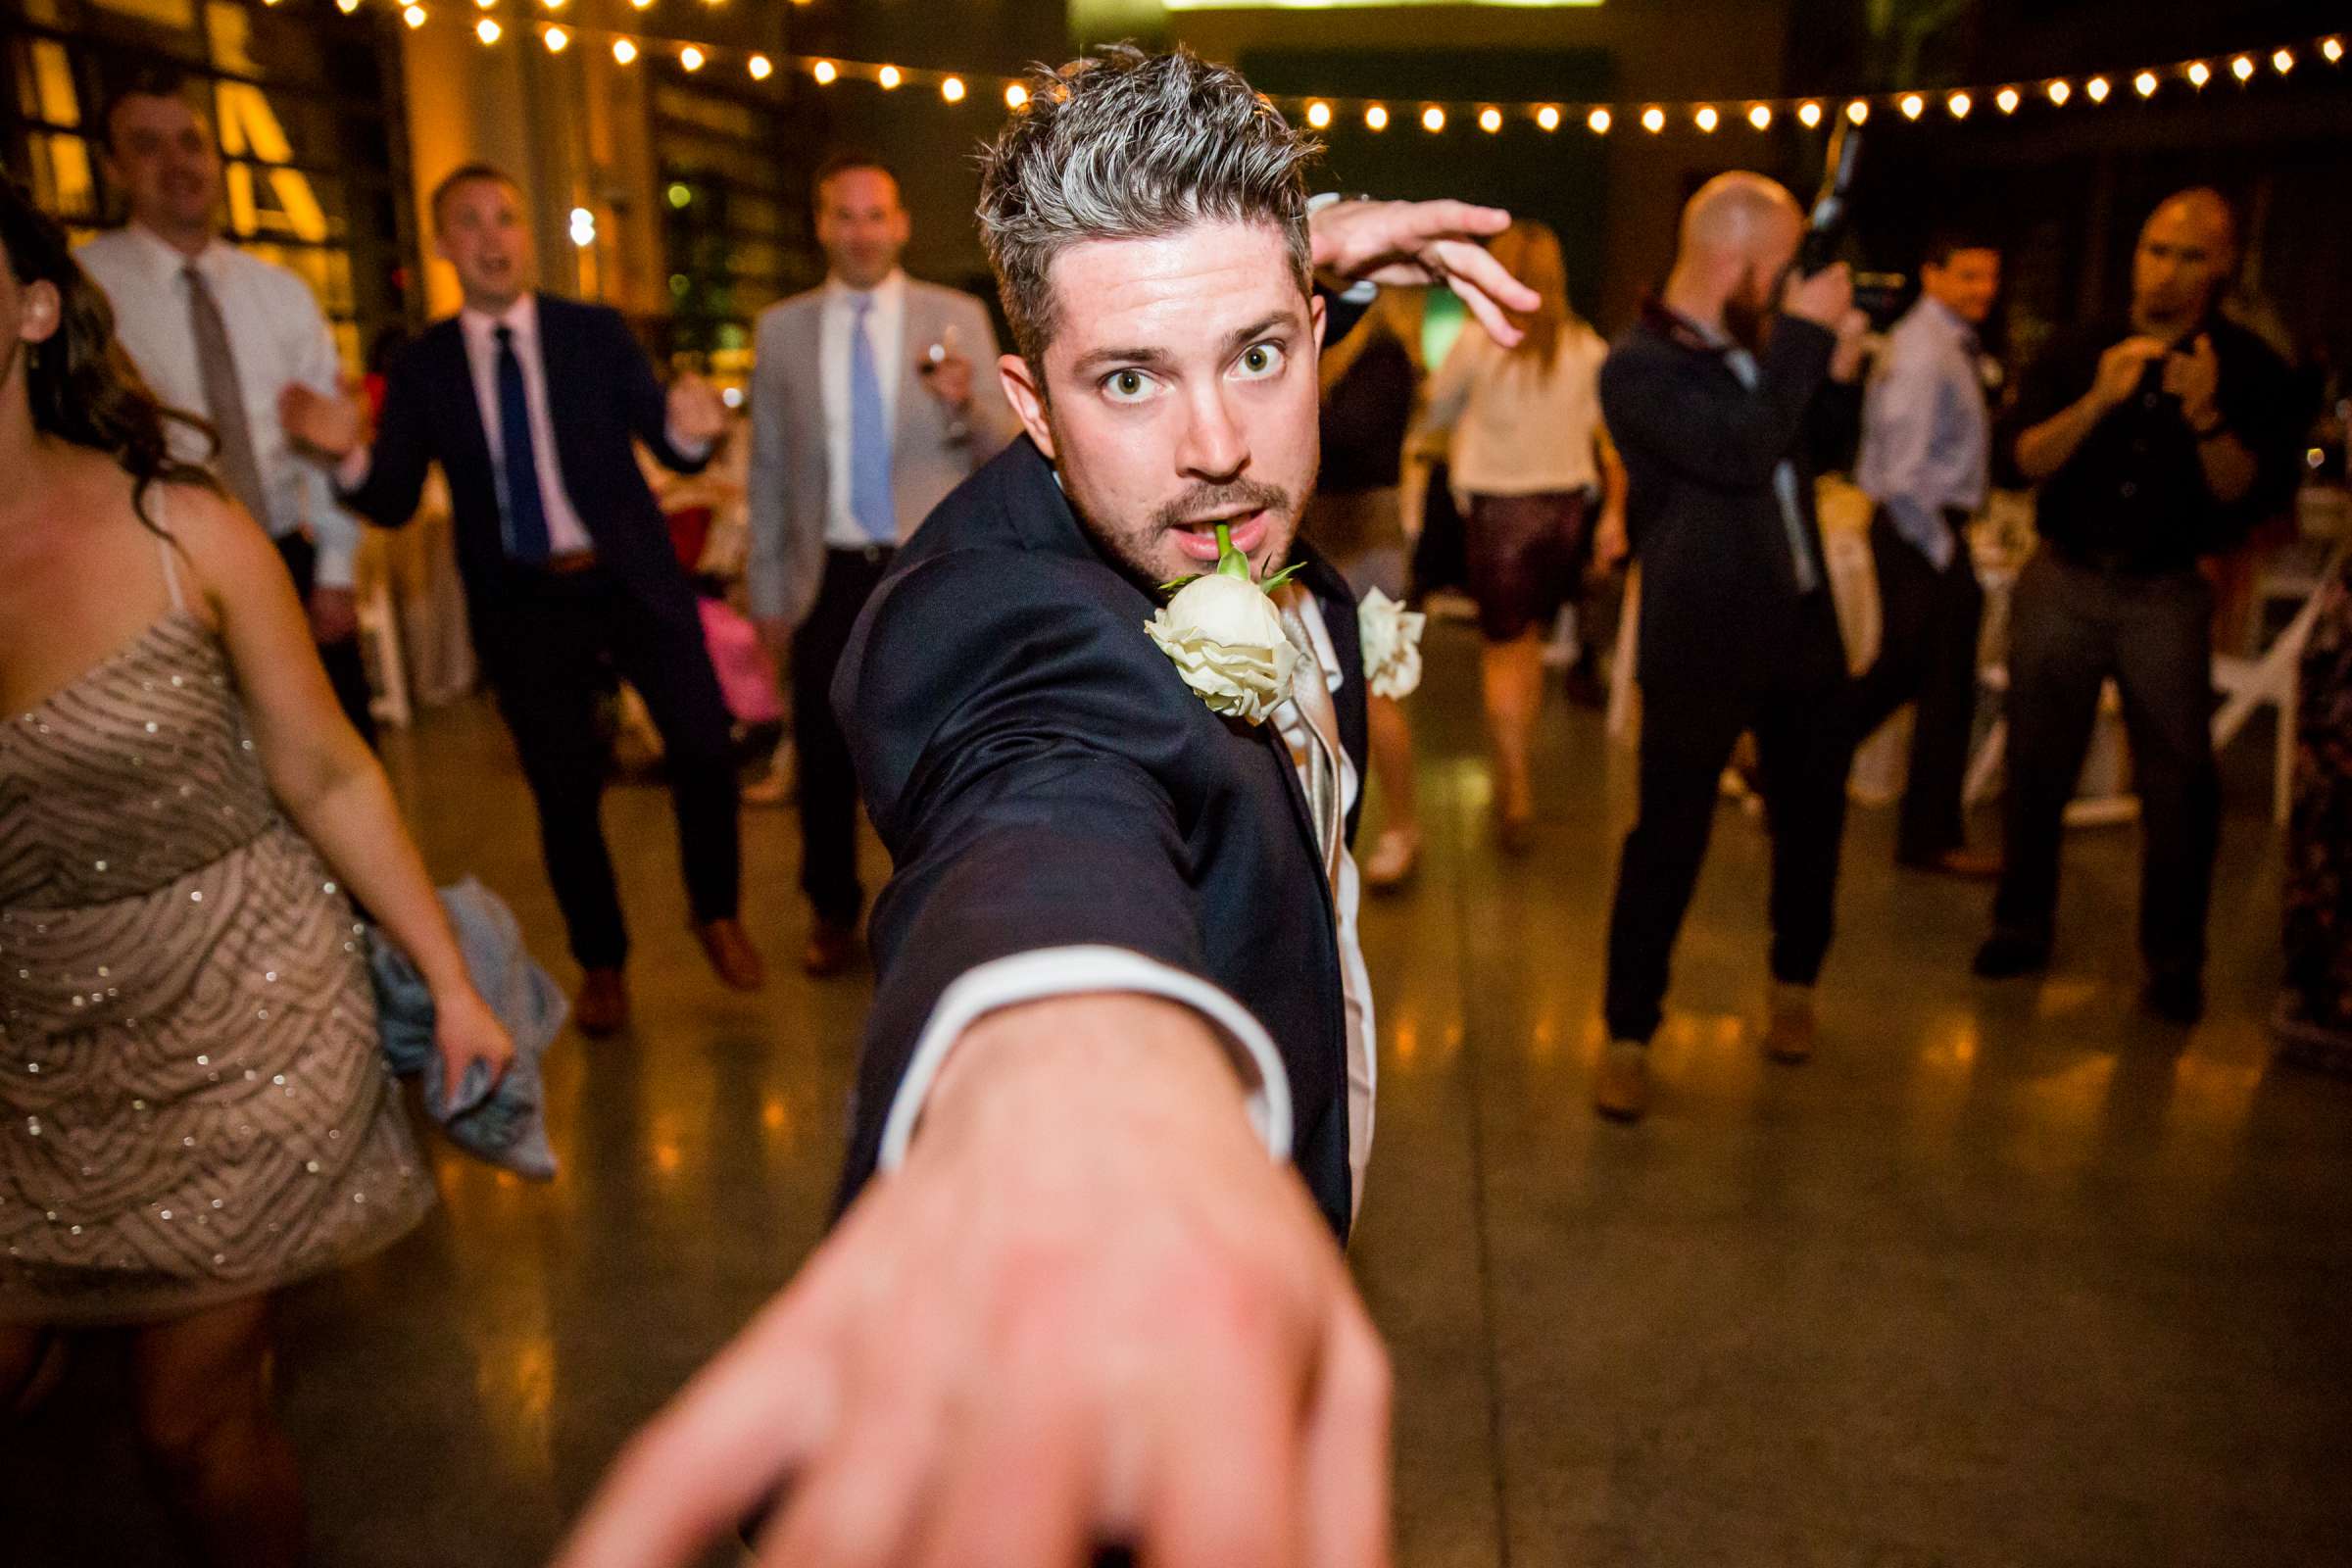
495,324,553,564
848,293,896,543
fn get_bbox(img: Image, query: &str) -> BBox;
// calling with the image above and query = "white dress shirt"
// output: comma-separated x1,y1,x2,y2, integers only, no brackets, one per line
818,270,907,549
455,293,595,557
876,594,1381,1227
77,224,361,587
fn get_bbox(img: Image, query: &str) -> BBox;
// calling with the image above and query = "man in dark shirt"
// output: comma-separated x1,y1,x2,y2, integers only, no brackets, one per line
1592,172,1866,1122
1975,187,2303,1022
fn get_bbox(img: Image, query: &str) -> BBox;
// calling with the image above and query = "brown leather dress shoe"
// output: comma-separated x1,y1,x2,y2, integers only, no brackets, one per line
574,966,631,1037
1900,846,2002,880
695,917,766,992
1593,1042,1650,1122
1761,981,1816,1064
803,918,859,979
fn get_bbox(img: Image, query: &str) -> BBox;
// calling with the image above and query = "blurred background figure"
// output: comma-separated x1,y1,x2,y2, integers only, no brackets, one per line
1306,286,1427,889
74,69,376,745
1851,232,2004,877
0,177,510,1568
745,154,1021,979
1412,220,1624,853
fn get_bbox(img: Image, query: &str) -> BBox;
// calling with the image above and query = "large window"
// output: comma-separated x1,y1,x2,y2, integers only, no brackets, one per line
3,0,416,367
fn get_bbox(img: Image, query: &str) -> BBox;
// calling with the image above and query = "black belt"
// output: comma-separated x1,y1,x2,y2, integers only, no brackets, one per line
829,542,895,566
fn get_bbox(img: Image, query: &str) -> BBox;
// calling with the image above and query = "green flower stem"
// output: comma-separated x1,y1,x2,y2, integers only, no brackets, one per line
1215,522,1252,581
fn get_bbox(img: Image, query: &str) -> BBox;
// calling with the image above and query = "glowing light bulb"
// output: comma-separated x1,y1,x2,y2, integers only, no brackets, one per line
812,60,836,84
402,4,426,26
1747,104,1771,130
1305,100,1332,129
2231,55,2255,82
930,75,957,102
474,17,500,42
1947,91,1971,118
2272,48,2294,74
2187,61,2212,88
2134,71,2158,98
1846,99,1869,124
2085,75,2110,103
611,36,636,64
2323,38,2343,66
1900,93,1924,120
1479,107,1502,133
1797,101,1823,128
1421,106,1446,132
333,0,359,14
540,0,564,9
1996,86,2021,113
567,208,595,248
678,45,704,71
879,65,902,89
1004,82,1027,109
748,54,771,80
1693,105,1718,132
2046,79,2072,105
1641,106,1666,133
1365,104,1388,131
544,24,568,50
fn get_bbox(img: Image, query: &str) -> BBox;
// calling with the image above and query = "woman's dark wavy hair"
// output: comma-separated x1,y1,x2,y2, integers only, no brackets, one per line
0,175,220,532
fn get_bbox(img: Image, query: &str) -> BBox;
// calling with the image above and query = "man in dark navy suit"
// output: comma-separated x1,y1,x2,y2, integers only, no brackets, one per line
557,46,1543,1568
283,164,762,1034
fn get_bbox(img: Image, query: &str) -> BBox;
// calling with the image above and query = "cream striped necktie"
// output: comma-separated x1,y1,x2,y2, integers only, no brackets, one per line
1277,594,1344,888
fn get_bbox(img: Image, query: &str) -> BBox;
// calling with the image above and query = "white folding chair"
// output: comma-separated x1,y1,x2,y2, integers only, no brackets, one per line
2212,533,2350,826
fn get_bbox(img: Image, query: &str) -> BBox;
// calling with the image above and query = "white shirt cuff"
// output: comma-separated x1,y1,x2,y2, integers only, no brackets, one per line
874,946,1295,1174
664,422,714,465
311,539,358,591
334,444,373,494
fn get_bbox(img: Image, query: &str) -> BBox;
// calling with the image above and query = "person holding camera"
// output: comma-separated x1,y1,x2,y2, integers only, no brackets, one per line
1852,233,2005,877
1974,188,2303,1023
1592,172,1868,1122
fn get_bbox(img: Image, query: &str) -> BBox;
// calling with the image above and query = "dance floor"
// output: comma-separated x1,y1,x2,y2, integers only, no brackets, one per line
10,621,2351,1566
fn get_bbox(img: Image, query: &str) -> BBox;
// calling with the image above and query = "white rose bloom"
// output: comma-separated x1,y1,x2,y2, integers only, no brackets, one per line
1357,588,1427,700
1146,572,1298,725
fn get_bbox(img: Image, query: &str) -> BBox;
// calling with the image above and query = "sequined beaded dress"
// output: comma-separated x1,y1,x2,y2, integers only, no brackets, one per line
0,534,432,1324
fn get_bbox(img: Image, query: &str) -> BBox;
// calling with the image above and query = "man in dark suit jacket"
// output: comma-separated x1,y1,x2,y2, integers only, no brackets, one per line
283,164,762,1034
553,47,1547,1568
1593,172,1866,1123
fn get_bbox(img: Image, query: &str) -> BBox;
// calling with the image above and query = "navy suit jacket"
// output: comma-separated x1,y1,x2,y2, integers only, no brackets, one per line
339,292,709,637
831,434,1370,1240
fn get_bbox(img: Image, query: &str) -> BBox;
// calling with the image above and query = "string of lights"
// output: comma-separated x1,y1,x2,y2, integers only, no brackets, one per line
336,0,2345,137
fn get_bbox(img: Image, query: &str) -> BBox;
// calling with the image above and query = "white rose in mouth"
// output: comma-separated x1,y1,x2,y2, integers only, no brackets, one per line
1146,572,1298,725
1357,588,1427,700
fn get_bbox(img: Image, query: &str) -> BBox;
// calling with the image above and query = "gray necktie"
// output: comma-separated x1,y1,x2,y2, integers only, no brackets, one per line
182,263,270,526
1277,596,1344,888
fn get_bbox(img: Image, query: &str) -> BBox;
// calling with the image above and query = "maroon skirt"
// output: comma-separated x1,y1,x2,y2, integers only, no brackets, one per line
1464,489,1593,642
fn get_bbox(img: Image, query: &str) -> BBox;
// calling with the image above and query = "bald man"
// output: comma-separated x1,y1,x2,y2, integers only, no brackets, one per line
1976,188,2303,1023
1592,173,1869,1121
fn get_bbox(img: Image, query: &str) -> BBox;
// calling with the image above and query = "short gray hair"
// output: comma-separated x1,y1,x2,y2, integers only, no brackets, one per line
977,44,1318,369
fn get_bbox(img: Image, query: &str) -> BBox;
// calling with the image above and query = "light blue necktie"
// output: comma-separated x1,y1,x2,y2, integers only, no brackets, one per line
848,292,896,543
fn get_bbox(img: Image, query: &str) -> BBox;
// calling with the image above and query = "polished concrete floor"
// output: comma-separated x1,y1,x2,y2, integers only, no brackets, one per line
9,621,2352,1566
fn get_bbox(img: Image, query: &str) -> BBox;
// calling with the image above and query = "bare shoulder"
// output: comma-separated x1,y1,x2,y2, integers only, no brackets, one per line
150,478,286,608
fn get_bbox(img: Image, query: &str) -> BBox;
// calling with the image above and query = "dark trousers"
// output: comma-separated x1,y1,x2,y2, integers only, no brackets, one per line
1991,552,2218,974
1849,510,1984,863
1604,651,1855,1045
792,546,894,926
275,531,378,749
478,566,742,970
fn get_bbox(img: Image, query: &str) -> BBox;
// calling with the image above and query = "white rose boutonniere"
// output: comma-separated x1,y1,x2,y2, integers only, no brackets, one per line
1357,588,1426,700
1145,523,1302,726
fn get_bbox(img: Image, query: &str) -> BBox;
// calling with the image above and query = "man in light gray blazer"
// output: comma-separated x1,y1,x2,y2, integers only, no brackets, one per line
748,153,1020,976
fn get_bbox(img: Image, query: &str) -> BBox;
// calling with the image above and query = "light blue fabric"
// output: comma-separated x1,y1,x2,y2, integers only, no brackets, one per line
847,291,897,543
1856,297,1990,572
1722,342,1821,593
368,876,564,1180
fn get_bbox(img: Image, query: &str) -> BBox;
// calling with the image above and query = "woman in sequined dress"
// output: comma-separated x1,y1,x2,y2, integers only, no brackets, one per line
0,183,512,1564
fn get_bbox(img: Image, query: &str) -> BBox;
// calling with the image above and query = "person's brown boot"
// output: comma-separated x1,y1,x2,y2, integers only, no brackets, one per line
803,918,859,979
1593,1042,1650,1122
695,917,766,992
574,967,631,1037
1761,981,1816,1064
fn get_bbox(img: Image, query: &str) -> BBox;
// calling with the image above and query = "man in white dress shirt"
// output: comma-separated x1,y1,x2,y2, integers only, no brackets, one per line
745,154,1022,978
76,70,375,743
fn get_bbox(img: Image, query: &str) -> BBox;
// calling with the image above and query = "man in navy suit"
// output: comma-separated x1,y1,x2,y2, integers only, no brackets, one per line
283,164,762,1034
557,47,1543,1568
